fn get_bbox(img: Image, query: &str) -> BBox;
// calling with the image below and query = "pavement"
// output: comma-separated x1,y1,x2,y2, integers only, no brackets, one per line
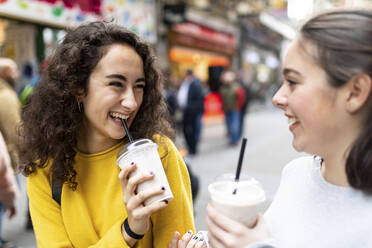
2,105,301,247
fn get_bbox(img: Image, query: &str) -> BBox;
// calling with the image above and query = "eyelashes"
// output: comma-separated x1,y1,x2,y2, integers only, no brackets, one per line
108,81,145,89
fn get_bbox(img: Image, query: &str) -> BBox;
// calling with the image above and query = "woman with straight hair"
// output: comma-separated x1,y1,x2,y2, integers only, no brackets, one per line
206,9,372,248
20,21,196,247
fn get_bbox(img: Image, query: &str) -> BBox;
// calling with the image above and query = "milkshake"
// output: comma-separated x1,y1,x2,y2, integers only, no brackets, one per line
117,138,173,205
208,178,265,227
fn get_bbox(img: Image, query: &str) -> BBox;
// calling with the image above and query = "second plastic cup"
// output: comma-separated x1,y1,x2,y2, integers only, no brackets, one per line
208,175,266,227
117,139,174,205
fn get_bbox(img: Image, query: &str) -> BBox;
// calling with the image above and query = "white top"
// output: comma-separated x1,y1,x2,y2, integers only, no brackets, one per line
247,156,372,248
177,78,192,109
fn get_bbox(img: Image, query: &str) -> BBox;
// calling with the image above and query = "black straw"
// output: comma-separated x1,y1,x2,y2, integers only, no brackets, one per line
120,118,133,143
233,138,247,194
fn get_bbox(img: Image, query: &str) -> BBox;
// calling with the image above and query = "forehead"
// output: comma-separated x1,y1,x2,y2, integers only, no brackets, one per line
283,38,325,76
95,44,144,73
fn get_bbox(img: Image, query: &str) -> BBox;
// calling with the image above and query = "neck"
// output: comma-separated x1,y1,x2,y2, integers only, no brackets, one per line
320,156,349,187
77,126,121,154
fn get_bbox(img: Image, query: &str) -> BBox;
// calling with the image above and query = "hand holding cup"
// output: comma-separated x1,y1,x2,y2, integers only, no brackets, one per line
118,162,168,236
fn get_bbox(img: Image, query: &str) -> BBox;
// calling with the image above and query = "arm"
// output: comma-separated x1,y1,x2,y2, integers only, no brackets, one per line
152,137,196,246
27,169,74,248
28,165,134,248
0,131,19,215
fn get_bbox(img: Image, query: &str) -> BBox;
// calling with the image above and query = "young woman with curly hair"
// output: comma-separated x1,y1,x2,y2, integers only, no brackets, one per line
19,22,196,247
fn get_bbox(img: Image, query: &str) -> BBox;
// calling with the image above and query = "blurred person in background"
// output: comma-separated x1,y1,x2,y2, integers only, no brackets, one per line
19,59,49,106
0,131,19,248
0,58,21,172
19,22,195,247
236,71,253,137
206,9,372,248
219,70,246,146
162,69,178,125
177,69,205,155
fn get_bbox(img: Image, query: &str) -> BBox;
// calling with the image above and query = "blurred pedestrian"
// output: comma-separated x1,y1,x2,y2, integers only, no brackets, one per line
206,9,372,248
19,59,49,106
177,69,205,155
0,58,21,171
162,69,178,124
236,71,253,137
19,22,195,247
0,132,19,248
219,70,246,145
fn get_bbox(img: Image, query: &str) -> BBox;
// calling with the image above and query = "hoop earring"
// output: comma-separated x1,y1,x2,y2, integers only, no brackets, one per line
78,102,83,112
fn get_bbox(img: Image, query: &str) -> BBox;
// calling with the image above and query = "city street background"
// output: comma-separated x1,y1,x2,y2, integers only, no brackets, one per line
2,104,302,247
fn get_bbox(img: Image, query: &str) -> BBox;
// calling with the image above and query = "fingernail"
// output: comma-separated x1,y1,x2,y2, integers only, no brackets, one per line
187,230,193,234
164,200,168,204
131,162,134,165
161,186,165,190
199,238,204,242
149,171,154,175
193,236,198,240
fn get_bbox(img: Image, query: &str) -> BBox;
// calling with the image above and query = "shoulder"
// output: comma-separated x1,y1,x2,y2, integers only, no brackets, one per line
0,87,20,110
153,135,177,157
281,156,315,178
27,161,53,189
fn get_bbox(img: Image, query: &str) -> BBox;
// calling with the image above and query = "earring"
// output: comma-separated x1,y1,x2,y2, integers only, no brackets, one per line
78,101,83,112
348,101,356,110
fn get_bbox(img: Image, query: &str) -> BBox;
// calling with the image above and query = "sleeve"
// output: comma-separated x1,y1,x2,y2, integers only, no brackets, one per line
0,89,21,171
28,168,131,248
27,169,74,248
151,137,196,246
236,85,246,110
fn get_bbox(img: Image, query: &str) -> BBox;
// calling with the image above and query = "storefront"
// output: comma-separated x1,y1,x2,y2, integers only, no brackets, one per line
168,21,236,84
0,0,156,91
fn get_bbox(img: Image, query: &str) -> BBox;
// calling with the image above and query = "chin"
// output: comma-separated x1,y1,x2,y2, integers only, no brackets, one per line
292,140,304,152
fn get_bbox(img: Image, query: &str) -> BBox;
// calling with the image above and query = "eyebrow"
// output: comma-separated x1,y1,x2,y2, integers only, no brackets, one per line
106,74,145,83
282,68,302,77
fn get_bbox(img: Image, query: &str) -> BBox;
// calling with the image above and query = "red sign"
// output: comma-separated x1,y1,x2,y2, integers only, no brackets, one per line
172,22,236,47
35,0,101,14
203,92,224,122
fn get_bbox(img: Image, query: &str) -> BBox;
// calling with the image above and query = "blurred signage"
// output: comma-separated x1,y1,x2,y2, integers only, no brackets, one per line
163,3,185,25
0,0,156,43
172,22,236,46
203,92,224,122
169,47,229,66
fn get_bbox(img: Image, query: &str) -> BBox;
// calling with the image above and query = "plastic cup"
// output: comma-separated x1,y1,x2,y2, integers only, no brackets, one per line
117,138,173,205
208,174,266,227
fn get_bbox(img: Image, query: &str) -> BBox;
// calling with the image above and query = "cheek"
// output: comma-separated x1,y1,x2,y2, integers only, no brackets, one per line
135,91,144,109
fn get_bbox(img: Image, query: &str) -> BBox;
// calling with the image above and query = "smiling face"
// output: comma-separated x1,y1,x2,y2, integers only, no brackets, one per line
79,44,145,152
272,38,348,156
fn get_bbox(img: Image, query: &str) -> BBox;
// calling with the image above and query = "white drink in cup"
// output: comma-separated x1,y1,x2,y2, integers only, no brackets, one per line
208,175,266,227
117,138,173,205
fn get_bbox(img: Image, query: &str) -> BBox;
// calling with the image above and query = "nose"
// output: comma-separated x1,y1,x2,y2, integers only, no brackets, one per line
272,84,288,109
120,88,138,111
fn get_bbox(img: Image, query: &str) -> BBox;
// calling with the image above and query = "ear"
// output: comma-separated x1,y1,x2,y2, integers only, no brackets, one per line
345,74,372,113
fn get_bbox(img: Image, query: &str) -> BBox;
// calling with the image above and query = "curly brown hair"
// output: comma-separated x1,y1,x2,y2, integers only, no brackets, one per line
19,21,174,190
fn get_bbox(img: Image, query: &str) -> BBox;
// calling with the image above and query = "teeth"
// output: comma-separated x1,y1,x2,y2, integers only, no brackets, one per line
288,117,298,126
110,112,128,120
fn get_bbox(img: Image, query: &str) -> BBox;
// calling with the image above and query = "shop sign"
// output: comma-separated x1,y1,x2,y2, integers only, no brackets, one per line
0,0,156,43
172,22,236,47
171,31,235,55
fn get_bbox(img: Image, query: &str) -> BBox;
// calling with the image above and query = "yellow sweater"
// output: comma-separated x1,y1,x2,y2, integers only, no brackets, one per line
27,137,195,247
